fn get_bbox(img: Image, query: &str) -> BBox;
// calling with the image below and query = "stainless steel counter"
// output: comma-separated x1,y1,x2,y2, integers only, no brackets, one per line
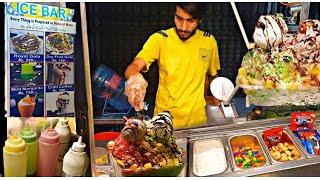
92,117,320,177
174,117,320,177
255,163,320,177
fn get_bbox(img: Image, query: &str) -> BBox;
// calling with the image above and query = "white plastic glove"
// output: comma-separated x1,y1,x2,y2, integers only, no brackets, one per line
125,73,148,111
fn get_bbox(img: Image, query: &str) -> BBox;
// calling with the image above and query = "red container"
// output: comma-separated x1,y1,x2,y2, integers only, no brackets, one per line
94,132,120,141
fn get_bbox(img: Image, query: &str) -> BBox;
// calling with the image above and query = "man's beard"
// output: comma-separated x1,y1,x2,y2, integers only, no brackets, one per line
174,26,197,41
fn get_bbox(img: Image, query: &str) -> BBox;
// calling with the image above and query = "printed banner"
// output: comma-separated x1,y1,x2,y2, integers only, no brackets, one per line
5,2,74,21
5,3,76,117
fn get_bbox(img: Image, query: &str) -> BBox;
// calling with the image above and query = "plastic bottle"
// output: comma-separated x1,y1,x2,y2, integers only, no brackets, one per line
92,65,132,111
25,117,38,133
62,136,89,176
37,128,60,176
20,127,38,176
54,118,71,158
3,136,27,177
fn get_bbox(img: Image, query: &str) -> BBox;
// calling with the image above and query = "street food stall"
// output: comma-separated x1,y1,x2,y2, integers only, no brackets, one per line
3,2,320,177
85,2,320,177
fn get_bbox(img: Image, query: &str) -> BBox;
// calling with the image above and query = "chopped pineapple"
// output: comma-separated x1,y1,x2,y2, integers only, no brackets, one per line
166,158,173,166
287,83,297,91
143,163,153,169
173,158,180,166
265,79,275,89
310,65,320,76
130,164,138,171
159,159,167,167
238,67,247,77
156,143,163,147
116,159,125,168
95,155,107,165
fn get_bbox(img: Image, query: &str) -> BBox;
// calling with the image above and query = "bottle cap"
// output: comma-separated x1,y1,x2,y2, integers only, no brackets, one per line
71,136,86,152
5,136,26,153
56,118,69,128
39,128,60,144
20,127,37,143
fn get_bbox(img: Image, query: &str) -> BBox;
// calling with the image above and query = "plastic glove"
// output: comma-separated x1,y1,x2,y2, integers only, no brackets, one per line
125,73,148,111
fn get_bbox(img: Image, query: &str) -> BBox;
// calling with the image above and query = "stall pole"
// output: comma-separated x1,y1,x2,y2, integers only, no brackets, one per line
230,2,254,50
80,2,96,176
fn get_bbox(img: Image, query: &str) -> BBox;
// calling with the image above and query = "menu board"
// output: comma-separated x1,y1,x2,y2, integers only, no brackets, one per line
5,2,76,117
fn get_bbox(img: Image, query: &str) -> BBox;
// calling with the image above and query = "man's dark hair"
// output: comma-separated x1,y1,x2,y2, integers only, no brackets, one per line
176,3,207,20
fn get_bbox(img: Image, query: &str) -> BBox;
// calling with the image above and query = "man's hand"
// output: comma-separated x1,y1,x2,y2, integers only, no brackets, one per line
125,73,148,111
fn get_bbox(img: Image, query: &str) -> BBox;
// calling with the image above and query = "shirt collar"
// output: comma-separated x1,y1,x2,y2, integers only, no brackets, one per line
171,28,201,43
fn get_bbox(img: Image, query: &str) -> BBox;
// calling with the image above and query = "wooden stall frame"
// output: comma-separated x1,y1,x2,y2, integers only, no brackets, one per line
80,2,96,176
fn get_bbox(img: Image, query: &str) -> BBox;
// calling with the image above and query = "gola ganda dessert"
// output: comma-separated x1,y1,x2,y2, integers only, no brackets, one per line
107,112,184,176
237,17,320,90
236,15,320,106
46,33,74,55
11,32,41,53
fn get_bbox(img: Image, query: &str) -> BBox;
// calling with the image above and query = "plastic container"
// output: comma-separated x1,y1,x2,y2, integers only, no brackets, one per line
192,139,227,176
20,127,38,176
259,129,304,163
94,131,120,148
3,136,27,177
54,118,71,158
62,136,89,176
228,134,268,170
37,128,60,176
92,65,132,112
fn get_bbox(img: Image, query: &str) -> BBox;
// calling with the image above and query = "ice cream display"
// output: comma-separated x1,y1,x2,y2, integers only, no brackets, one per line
107,111,184,176
253,15,288,50
192,139,227,176
149,111,173,143
229,135,267,169
121,117,147,142
237,17,320,106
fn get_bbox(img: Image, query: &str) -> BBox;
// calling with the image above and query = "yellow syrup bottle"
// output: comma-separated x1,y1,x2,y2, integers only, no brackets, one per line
3,136,27,176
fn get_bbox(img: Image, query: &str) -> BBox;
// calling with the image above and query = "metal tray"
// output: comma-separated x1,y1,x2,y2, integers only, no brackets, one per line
228,133,271,171
188,135,232,176
257,129,306,165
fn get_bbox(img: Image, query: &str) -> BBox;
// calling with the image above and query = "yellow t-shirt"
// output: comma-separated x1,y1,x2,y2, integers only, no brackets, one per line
136,28,220,129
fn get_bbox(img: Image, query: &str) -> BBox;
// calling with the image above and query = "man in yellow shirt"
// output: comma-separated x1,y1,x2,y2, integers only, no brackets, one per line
125,3,220,129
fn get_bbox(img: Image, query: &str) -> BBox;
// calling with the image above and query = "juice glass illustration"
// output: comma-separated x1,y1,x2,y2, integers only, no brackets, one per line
52,63,71,85
21,63,34,80
18,95,36,117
